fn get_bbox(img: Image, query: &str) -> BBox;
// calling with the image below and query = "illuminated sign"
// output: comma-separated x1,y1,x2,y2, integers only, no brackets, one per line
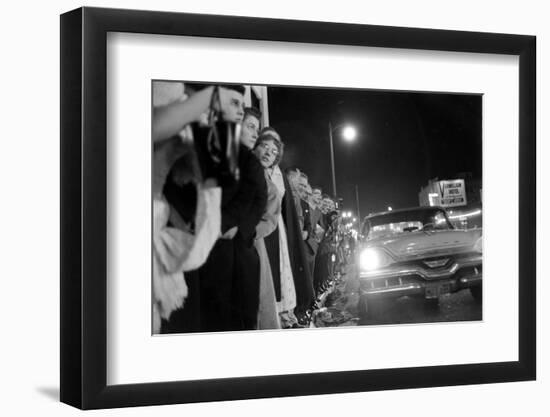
436,179,467,207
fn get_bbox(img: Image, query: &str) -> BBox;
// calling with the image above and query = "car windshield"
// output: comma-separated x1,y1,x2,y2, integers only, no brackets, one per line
362,208,453,240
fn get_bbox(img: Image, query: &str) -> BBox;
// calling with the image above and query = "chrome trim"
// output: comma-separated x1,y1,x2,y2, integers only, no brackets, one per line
458,274,482,288
360,273,482,298
364,283,424,297
385,245,477,260
359,255,482,281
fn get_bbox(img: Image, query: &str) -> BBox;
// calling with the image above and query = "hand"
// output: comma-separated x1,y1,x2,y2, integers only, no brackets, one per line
302,231,309,240
221,226,238,240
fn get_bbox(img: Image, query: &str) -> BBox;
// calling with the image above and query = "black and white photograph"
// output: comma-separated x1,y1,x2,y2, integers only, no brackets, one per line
1,0,545,414
152,81,483,334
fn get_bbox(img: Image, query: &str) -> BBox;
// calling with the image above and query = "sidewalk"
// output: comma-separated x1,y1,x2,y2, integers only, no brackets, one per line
310,264,362,327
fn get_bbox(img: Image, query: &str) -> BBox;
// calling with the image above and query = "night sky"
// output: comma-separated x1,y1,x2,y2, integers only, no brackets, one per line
267,87,482,217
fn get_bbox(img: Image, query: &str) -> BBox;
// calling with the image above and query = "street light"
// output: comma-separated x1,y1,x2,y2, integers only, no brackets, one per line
328,121,357,197
342,126,357,142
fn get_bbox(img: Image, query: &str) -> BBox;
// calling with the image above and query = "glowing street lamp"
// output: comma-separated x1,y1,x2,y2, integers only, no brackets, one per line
328,122,357,196
342,126,357,142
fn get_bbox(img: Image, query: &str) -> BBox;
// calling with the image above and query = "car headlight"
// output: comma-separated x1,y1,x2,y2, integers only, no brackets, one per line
473,236,483,253
359,248,394,271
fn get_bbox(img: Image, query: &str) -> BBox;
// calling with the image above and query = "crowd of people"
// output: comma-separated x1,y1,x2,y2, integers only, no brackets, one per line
152,81,354,334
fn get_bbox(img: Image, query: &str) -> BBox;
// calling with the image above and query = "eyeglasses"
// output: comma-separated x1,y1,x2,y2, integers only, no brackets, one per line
258,142,279,156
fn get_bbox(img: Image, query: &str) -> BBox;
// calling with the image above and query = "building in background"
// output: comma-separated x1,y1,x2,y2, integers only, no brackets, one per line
418,172,482,229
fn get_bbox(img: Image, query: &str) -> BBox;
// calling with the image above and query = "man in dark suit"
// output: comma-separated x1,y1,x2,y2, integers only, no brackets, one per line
282,169,315,322
303,187,324,277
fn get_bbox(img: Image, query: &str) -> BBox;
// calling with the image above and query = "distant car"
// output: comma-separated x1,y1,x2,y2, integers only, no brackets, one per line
356,206,482,317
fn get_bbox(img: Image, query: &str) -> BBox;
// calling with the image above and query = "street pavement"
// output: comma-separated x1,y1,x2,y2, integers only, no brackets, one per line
311,263,482,327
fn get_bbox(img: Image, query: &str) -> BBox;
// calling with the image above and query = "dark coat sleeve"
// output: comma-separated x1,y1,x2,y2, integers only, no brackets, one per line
281,173,314,314
163,177,197,226
245,154,268,239
305,208,322,254
264,228,281,301
222,148,267,244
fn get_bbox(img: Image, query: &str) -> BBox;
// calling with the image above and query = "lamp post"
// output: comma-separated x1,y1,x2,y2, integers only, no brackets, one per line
355,184,361,223
328,121,357,197
328,121,337,197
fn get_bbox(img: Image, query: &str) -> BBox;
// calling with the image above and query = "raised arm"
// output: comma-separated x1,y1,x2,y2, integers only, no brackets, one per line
152,86,215,143
152,85,243,143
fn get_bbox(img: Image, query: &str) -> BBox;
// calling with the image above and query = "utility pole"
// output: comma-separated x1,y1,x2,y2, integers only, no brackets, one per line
355,184,361,222
328,121,337,197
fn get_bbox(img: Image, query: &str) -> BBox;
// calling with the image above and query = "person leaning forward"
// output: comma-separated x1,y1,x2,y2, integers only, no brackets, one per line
163,85,267,333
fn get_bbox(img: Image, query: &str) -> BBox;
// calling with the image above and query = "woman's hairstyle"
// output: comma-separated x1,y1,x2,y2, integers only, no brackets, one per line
243,106,262,122
259,126,281,141
254,132,284,167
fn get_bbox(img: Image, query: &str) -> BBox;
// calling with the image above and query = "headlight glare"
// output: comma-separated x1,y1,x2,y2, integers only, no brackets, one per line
359,248,393,271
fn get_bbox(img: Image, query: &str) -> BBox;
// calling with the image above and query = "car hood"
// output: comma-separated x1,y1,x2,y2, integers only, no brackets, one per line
364,229,482,260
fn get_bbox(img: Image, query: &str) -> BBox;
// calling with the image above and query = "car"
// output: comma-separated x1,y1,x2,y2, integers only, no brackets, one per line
356,206,482,317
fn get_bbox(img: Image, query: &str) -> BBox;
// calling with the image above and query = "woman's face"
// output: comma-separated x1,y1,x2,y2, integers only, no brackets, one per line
254,139,279,168
240,114,260,149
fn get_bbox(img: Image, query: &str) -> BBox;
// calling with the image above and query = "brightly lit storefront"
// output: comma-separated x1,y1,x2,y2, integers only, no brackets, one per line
418,175,482,229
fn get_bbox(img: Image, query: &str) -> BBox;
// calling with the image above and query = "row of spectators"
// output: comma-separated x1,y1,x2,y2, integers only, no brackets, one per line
152,81,349,333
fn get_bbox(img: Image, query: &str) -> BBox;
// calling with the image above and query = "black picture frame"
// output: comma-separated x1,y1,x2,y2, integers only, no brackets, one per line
60,6,536,410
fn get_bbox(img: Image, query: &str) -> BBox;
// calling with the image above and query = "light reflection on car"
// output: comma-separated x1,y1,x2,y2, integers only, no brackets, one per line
356,206,482,318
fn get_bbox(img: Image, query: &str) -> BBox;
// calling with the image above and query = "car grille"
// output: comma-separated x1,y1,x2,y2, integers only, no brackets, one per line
365,274,423,290
364,263,482,290
455,264,482,279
